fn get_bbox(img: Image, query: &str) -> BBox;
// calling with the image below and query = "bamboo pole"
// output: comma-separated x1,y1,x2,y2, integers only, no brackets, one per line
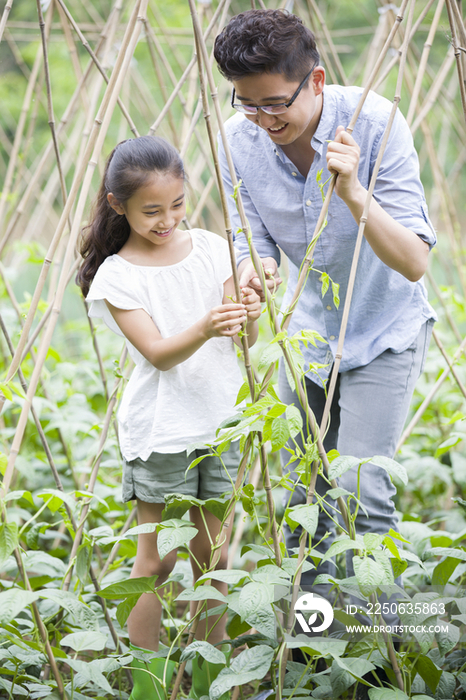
36,0,68,214
446,0,466,125
148,0,230,135
0,8,51,240
373,0,437,91
0,33,107,255
306,0,348,86
432,328,466,399
411,50,456,134
0,0,14,45
397,334,466,450
54,0,139,137
406,0,445,125
1,0,146,497
0,0,129,399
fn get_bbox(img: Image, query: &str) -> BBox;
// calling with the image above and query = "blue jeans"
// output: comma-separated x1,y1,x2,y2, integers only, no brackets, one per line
280,320,433,591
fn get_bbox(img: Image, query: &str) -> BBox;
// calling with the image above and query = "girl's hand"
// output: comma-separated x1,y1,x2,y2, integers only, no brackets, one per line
242,286,261,322
203,303,247,338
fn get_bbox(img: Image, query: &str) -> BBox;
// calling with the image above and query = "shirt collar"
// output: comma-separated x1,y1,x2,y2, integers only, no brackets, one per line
312,86,335,151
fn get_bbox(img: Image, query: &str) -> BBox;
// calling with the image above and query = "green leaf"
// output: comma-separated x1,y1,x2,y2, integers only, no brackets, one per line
4,490,35,507
157,525,198,560
327,455,362,480
332,656,375,696
236,380,252,404
67,658,116,694
176,585,226,603
415,656,442,693
368,689,410,700
60,631,108,653
76,542,92,585
0,589,40,625
244,606,277,639
434,671,456,699
258,342,283,370
284,634,347,657
322,537,363,563
435,622,460,655
98,575,158,599
425,546,466,561
432,556,461,586
285,405,303,437
353,555,388,596
0,677,28,696
162,493,201,520
243,395,275,416
363,533,384,552
370,455,408,485
180,640,226,664
187,453,212,472
0,382,13,401
209,646,274,700
204,497,230,522
116,594,142,628
237,582,274,619
197,569,250,585
36,488,75,513
332,280,340,309
285,504,319,537
40,590,99,631
435,433,463,458
321,272,329,297
270,417,290,451
0,521,18,567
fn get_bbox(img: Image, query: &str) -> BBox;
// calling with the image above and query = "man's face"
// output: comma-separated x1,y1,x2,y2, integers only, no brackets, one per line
231,68,325,147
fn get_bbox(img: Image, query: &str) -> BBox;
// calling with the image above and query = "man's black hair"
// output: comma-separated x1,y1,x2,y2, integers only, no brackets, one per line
214,9,320,82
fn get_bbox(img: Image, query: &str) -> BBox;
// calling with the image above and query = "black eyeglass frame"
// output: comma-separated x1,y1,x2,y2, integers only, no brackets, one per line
230,61,319,115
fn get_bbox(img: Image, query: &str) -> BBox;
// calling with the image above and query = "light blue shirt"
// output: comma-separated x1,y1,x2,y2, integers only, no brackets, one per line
219,84,437,384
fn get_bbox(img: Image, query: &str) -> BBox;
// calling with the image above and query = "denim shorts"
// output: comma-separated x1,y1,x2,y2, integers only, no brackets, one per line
122,441,241,504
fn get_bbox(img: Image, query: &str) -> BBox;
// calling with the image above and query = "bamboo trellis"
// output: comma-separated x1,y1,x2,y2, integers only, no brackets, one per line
1,0,466,698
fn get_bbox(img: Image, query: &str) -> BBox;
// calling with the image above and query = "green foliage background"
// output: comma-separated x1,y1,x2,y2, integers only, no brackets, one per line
1,1,466,699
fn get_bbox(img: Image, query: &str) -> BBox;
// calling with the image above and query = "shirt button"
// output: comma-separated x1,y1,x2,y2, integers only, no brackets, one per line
329,335,336,341
305,199,312,206
292,171,297,177
326,305,332,311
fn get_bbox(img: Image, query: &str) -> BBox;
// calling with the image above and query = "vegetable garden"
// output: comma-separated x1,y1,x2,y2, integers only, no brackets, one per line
1,0,466,698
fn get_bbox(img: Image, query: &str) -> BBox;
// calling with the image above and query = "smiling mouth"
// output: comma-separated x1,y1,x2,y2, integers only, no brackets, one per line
152,227,173,237
267,123,288,135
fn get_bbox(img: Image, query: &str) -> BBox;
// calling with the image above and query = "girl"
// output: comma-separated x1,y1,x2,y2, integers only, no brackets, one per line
77,135,261,700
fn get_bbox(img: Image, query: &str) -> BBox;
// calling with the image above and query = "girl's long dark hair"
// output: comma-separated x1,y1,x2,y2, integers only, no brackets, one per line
77,135,184,297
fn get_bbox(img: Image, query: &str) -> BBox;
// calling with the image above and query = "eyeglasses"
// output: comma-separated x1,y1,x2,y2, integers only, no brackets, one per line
231,62,318,115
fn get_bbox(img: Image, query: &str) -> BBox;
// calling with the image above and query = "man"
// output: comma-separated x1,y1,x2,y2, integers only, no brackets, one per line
214,9,435,600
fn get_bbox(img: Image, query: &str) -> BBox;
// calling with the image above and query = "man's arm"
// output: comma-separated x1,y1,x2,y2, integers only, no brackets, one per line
327,125,430,282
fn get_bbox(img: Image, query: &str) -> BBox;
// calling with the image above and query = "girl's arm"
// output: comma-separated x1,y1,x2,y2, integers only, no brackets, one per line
223,276,261,348
105,298,248,371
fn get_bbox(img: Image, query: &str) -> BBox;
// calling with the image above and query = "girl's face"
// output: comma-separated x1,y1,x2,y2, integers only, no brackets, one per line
108,172,186,248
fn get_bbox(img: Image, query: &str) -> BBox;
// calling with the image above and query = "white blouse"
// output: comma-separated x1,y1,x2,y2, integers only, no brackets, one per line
87,229,243,460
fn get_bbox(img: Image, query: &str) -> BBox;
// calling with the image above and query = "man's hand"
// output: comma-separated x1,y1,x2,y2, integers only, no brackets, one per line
238,257,281,302
326,125,364,205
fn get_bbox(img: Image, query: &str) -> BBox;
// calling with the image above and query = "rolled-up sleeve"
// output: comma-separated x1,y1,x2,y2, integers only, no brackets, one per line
371,108,437,248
